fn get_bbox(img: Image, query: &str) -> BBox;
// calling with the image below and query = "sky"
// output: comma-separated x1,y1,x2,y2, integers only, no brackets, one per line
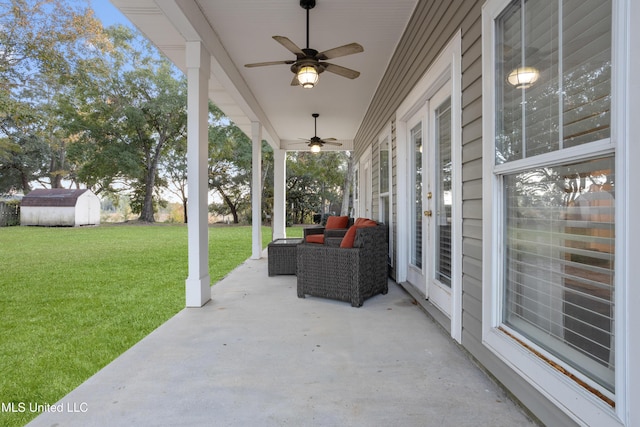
89,1,132,28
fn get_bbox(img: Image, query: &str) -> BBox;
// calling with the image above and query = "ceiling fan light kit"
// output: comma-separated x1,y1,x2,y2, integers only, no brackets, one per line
296,113,342,153
507,66,540,89
296,65,319,88
244,0,363,89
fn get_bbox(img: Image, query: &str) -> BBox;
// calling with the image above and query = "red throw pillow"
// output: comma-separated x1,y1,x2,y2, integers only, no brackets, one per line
340,220,377,248
354,217,366,226
305,234,325,244
326,215,349,229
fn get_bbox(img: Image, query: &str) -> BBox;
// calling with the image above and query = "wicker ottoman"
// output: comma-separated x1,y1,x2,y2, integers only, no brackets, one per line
268,238,303,276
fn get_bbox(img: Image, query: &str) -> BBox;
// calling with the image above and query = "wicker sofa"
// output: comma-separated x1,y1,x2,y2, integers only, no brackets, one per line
296,223,389,307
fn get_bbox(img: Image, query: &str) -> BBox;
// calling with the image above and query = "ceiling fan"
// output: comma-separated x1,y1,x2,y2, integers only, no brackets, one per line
298,113,342,152
244,0,363,88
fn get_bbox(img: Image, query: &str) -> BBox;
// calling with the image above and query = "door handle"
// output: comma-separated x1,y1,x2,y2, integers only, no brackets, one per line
424,210,432,217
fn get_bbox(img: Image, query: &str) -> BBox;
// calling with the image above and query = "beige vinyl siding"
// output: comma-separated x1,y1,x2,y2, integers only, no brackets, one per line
354,0,474,156
354,1,576,425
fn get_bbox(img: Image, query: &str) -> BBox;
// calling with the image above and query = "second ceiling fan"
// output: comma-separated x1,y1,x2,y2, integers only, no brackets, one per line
244,0,363,88
297,113,342,153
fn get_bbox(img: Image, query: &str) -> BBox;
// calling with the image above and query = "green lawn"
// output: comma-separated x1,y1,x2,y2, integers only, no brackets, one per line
0,223,303,427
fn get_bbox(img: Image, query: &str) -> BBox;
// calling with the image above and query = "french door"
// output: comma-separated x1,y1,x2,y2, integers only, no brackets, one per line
427,85,453,315
406,84,453,317
406,108,427,288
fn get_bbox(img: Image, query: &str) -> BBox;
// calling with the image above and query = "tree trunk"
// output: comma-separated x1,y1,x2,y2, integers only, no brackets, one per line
215,185,240,224
139,135,166,223
230,204,239,224
183,198,188,224
21,172,32,194
139,182,155,222
261,161,270,193
139,162,157,222
49,144,65,188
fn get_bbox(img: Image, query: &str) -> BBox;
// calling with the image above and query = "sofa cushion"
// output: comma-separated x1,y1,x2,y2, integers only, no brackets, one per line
305,234,325,244
326,215,349,229
340,219,377,248
354,217,368,226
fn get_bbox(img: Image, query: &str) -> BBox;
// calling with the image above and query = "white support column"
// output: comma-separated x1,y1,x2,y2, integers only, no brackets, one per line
272,148,287,240
185,41,211,307
251,122,263,259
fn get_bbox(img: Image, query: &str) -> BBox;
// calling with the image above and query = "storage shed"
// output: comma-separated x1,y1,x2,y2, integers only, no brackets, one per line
20,189,100,227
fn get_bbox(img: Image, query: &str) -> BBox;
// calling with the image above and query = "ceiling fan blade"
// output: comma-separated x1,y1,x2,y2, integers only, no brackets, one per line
245,60,295,68
321,137,338,142
322,141,342,146
317,43,364,60
290,75,300,86
273,36,305,56
323,63,360,79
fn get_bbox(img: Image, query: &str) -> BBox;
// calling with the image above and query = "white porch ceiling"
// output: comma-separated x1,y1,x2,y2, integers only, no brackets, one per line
109,0,418,151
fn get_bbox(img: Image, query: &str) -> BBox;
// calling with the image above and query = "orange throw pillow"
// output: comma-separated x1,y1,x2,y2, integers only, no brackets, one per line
340,219,377,248
305,234,325,244
326,215,349,229
354,217,366,226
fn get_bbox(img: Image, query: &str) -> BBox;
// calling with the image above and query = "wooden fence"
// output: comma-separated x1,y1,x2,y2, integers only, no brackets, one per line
0,201,20,226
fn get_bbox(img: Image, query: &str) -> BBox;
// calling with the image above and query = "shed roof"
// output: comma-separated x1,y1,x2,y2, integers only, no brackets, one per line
21,189,90,207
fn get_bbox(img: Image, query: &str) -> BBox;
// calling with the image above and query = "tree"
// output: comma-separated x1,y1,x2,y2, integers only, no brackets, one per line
0,0,108,193
286,151,348,224
64,25,187,222
121,59,187,222
61,25,140,197
0,132,48,192
206,104,252,223
161,137,188,222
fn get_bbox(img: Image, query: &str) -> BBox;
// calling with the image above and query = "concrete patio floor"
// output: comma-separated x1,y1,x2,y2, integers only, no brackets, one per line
27,254,537,427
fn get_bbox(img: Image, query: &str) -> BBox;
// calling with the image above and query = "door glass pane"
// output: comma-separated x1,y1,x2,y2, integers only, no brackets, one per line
380,137,390,194
411,123,423,268
503,156,615,391
353,168,359,217
435,98,452,286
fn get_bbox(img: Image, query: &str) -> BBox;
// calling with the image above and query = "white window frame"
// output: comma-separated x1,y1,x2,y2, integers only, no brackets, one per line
378,125,393,266
481,0,632,425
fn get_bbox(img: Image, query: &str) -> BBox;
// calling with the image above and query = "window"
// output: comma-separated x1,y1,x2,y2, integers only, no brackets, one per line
352,164,359,218
379,131,393,266
484,0,616,406
379,135,390,224
503,158,615,391
495,0,611,163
